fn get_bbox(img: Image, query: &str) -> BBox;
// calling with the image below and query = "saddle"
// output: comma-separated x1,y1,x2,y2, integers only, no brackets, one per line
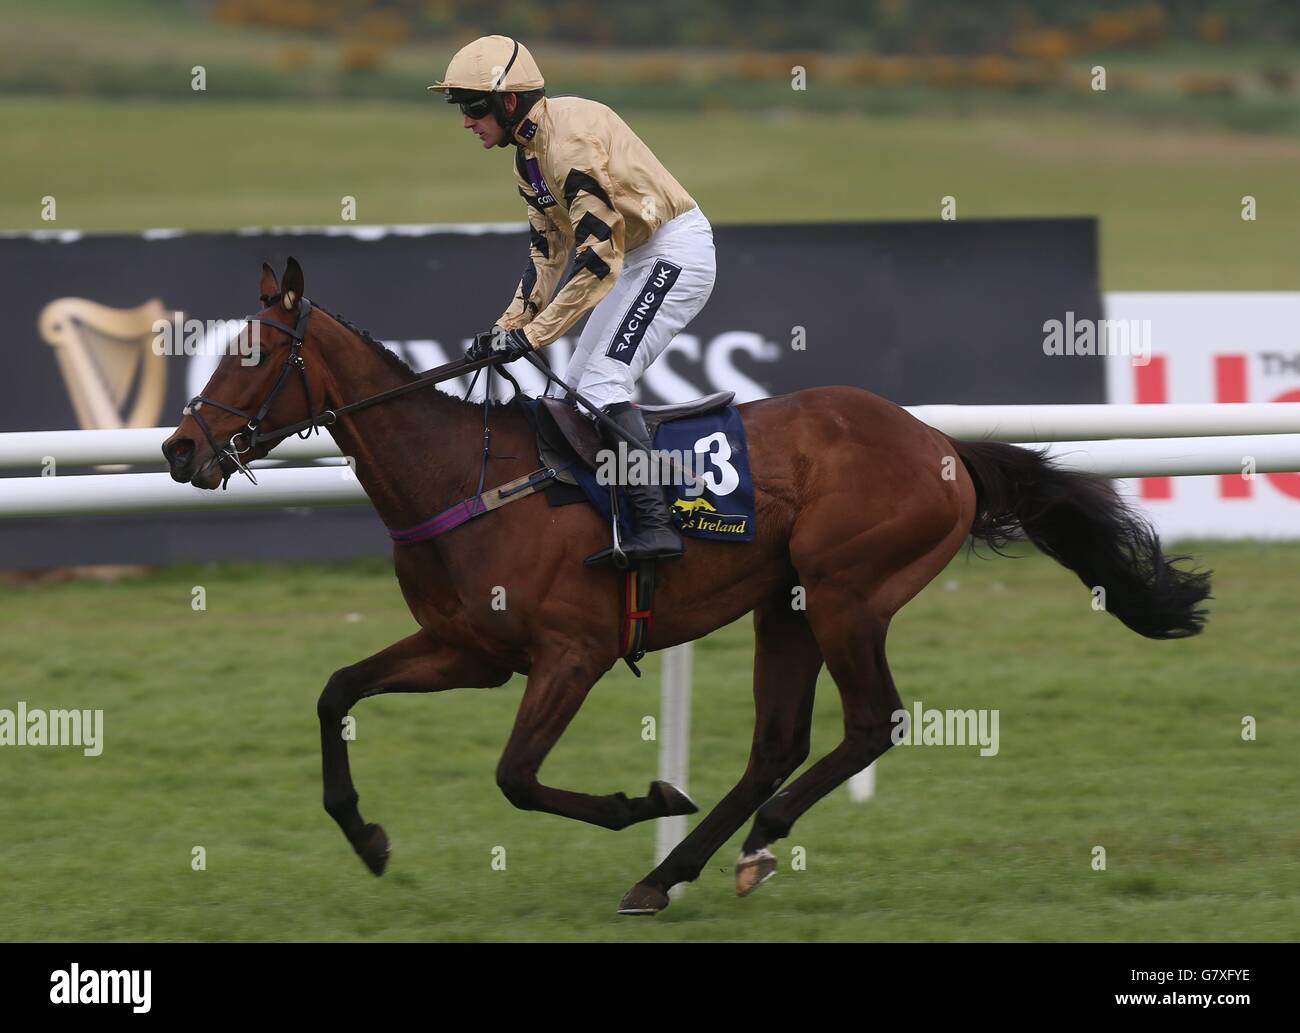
531,391,734,484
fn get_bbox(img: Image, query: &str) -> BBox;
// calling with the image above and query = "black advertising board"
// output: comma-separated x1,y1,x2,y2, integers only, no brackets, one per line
0,218,1103,567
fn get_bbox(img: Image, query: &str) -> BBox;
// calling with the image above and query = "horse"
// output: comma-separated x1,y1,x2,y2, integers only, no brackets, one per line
162,258,1212,915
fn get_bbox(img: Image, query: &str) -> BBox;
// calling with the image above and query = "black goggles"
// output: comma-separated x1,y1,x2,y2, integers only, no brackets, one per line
456,94,493,119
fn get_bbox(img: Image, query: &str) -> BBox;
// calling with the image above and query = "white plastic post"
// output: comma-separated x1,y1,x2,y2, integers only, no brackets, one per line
655,643,693,895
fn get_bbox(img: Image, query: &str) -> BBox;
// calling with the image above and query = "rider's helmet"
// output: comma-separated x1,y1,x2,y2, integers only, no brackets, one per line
429,35,545,146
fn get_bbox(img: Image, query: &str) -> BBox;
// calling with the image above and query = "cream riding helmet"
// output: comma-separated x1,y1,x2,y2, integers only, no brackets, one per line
429,35,545,146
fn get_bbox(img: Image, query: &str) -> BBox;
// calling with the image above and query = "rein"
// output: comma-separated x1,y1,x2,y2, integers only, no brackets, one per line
184,295,501,486
183,295,565,547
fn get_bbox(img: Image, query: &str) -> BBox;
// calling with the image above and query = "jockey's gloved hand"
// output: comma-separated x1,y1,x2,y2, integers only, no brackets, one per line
465,327,502,362
495,328,534,363
466,326,533,363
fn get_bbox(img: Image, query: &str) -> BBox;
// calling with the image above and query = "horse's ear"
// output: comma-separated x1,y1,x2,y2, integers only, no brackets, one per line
258,262,279,303
281,256,305,310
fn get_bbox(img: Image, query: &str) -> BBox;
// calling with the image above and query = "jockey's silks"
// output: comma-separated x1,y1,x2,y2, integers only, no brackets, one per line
497,96,699,349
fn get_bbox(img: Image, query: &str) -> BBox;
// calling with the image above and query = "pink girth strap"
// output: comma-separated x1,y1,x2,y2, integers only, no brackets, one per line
389,496,489,544
387,465,564,545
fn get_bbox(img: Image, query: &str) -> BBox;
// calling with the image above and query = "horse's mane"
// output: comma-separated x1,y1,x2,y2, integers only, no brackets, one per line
312,301,418,379
304,298,516,414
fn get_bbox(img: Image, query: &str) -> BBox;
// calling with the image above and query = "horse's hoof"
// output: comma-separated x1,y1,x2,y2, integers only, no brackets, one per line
617,882,670,916
735,847,777,896
356,823,390,876
650,780,699,818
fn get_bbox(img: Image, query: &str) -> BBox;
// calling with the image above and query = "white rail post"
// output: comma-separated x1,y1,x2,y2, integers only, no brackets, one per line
0,426,341,469
655,643,693,894
0,467,367,517
905,403,1300,442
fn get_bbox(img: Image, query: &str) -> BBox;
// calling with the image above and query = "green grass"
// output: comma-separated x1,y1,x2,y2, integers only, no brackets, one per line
5,95,1299,289
1,540,1296,941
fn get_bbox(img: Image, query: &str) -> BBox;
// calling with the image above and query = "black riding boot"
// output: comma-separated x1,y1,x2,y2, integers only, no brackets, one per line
602,401,683,561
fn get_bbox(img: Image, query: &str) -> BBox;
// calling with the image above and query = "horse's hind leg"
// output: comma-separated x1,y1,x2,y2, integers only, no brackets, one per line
318,630,509,875
617,594,822,915
737,509,968,888
737,612,899,878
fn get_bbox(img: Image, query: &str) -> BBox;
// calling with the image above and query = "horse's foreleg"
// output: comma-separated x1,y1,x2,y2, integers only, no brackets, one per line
494,643,698,831
618,596,822,915
318,630,509,875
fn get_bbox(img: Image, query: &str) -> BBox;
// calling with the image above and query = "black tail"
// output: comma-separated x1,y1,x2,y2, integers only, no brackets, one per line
953,439,1212,639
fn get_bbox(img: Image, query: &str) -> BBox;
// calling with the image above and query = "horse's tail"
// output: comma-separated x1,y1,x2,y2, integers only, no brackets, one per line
951,439,1212,639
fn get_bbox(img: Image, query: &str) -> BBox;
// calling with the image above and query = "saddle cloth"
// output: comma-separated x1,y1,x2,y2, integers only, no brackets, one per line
523,395,756,543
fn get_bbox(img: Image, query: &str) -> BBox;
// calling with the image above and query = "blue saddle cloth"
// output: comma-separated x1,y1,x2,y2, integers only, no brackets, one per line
571,406,756,543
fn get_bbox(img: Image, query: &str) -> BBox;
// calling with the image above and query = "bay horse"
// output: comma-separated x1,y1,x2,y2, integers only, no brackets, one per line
163,259,1211,915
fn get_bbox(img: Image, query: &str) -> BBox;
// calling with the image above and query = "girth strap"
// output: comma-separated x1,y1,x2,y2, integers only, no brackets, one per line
388,465,567,544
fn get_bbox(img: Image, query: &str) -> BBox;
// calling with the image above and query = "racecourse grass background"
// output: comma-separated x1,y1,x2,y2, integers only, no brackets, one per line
0,541,1295,942
4,95,1299,290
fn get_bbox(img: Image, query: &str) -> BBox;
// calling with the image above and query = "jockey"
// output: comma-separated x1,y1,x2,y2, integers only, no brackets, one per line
430,35,716,562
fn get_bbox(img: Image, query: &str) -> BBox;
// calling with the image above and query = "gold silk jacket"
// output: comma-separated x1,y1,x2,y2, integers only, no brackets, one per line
498,96,698,347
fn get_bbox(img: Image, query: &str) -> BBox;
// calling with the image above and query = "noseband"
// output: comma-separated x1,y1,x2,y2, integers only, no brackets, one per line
184,297,326,487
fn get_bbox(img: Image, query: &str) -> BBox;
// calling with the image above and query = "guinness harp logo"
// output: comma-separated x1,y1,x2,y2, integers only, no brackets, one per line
39,297,169,470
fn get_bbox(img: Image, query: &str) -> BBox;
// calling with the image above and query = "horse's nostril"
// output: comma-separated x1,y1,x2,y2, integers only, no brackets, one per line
163,437,199,483
165,437,195,465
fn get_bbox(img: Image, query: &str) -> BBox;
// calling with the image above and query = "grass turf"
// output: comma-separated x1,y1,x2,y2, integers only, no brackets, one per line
3,95,1298,290
0,540,1295,941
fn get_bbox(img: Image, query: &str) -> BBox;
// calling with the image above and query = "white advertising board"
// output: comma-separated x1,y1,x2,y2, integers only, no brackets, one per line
1105,293,1300,539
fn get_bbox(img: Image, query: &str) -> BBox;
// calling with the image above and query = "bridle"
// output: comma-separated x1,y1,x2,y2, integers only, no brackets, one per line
181,294,508,488
184,296,322,487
